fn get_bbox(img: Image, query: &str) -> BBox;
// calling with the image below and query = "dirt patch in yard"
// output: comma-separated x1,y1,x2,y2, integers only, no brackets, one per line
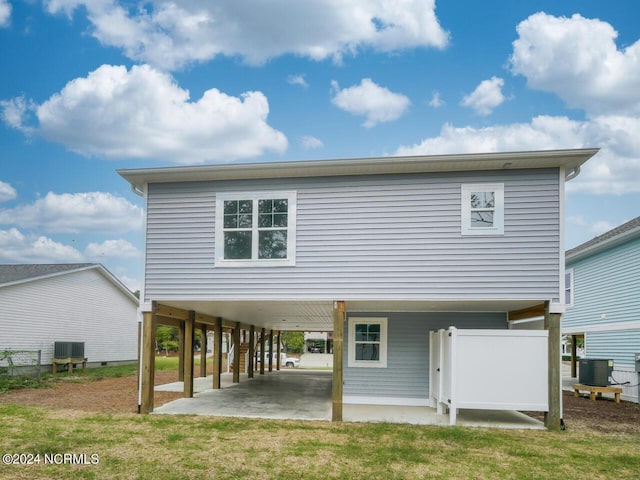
0,370,183,414
525,391,640,434
1,374,639,433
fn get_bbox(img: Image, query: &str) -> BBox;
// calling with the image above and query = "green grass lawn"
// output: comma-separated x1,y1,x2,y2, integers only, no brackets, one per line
0,403,639,479
1,360,639,479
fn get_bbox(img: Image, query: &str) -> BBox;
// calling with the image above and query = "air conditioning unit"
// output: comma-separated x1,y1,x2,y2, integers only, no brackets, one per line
578,358,613,387
54,342,85,359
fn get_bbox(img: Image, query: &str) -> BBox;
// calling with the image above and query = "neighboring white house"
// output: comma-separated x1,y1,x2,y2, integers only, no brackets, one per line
0,264,139,369
562,216,640,403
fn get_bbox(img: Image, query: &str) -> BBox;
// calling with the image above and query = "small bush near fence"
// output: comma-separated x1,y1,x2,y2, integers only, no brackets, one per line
0,350,42,392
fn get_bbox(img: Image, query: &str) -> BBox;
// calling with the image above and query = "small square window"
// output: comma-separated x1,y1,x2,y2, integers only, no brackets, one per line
348,317,387,368
461,184,504,235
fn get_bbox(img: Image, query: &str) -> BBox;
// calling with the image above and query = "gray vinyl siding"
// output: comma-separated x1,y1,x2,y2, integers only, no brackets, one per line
0,269,138,364
344,312,507,400
564,237,640,330
144,168,561,302
563,237,640,386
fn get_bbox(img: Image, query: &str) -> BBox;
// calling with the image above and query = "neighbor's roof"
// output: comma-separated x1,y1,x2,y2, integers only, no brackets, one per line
118,148,599,193
0,263,138,304
566,215,640,264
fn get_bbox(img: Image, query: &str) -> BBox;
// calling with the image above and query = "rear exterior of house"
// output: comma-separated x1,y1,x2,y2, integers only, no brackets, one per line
119,148,598,427
0,264,139,369
563,217,640,403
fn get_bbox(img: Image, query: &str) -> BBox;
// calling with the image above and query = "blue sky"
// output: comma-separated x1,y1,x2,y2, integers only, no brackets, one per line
0,1,638,292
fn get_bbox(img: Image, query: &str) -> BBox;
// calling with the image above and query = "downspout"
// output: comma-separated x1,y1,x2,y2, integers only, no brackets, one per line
565,166,581,182
131,184,144,197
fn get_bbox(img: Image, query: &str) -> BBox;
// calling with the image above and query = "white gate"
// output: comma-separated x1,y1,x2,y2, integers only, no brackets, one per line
430,327,549,425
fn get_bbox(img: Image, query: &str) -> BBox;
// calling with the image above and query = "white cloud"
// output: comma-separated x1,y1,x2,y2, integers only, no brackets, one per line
0,96,35,134
568,215,613,237
331,78,410,128
397,13,640,195
394,115,640,194
288,74,308,89
0,0,10,28
461,77,506,116
85,239,140,259
301,135,324,149
2,64,287,163
510,12,640,116
0,228,84,263
0,181,17,202
0,191,143,233
429,91,444,108
44,0,449,70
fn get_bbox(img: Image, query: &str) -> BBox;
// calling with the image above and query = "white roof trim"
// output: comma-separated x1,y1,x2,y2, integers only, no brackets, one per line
118,148,599,192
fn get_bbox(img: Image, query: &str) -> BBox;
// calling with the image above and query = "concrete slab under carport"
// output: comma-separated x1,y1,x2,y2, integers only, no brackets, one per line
153,370,543,429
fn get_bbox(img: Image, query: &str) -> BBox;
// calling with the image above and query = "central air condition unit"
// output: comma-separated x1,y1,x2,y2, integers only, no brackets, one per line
578,358,613,387
54,342,85,359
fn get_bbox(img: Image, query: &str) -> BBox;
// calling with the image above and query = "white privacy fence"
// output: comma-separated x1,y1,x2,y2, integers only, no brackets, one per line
429,327,549,425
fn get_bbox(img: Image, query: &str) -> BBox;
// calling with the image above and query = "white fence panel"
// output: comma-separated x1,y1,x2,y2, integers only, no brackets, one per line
434,327,549,425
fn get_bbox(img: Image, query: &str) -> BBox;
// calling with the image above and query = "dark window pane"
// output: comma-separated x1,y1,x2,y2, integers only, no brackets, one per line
273,213,288,227
239,200,252,214
355,344,379,361
224,231,252,259
258,199,273,214
258,213,273,228
258,230,287,259
273,199,288,213
224,215,238,228
238,213,252,228
224,200,238,215
471,211,494,227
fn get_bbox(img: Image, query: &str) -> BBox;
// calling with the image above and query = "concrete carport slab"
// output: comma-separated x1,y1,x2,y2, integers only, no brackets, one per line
153,369,543,429
154,370,332,420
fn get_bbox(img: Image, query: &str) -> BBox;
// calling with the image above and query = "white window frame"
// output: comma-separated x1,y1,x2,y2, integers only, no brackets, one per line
565,268,574,307
461,183,504,235
348,317,388,368
215,191,297,267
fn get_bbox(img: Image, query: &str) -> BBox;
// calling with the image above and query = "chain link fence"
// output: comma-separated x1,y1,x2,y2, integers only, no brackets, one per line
0,350,42,382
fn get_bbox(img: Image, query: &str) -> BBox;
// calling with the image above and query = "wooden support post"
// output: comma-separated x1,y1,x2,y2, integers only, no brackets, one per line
212,317,222,389
570,335,577,378
248,325,255,378
232,322,241,383
332,300,345,422
199,325,207,378
140,306,156,414
276,331,281,371
178,320,185,382
544,302,562,431
260,328,266,375
183,311,195,398
268,329,274,372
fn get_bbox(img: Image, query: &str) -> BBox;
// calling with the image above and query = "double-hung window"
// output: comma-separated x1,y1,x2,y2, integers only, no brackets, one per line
215,191,296,266
461,183,504,235
348,317,387,368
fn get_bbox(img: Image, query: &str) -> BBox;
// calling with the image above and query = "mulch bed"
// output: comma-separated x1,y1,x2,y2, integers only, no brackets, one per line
1,374,639,433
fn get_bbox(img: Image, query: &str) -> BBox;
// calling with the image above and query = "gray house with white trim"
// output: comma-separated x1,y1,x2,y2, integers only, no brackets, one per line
119,148,597,428
0,264,139,369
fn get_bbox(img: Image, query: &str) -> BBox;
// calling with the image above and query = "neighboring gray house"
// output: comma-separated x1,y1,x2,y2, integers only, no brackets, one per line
563,216,640,403
119,148,598,428
0,264,139,369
